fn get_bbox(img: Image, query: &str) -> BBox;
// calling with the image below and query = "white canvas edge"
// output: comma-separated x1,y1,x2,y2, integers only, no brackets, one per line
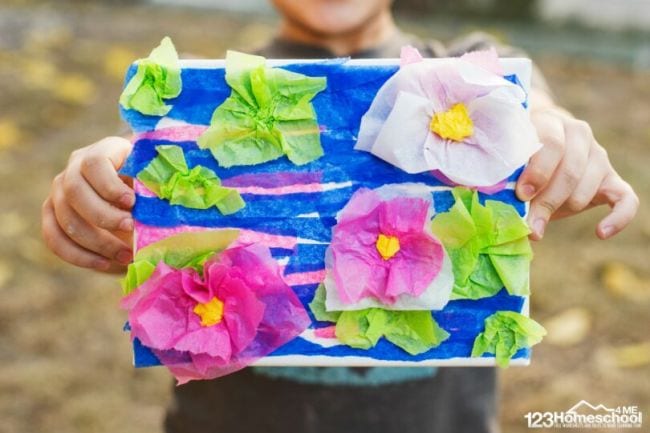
172,57,530,77
253,355,530,367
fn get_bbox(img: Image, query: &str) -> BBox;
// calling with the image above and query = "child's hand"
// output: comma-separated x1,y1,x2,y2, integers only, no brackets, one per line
41,137,135,272
516,103,639,241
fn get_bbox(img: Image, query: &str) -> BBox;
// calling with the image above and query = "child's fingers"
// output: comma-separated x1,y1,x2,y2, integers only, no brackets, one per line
552,144,609,219
94,136,133,167
516,110,565,201
51,181,133,264
61,169,133,232
41,198,111,271
527,119,592,240
80,139,134,209
595,174,639,239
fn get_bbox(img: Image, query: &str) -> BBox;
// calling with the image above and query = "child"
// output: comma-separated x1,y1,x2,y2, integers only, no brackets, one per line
41,1,639,432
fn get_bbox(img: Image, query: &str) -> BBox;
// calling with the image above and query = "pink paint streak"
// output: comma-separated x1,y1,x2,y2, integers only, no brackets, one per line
314,326,337,339
236,230,299,250
232,183,324,195
134,180,157,198
283,270,326,286
135,222,300,251
222,171,323,188
134,125,208,143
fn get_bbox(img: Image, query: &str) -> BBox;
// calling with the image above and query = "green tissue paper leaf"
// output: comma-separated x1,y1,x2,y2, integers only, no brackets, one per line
488,200,532,245
121,230,239,295
451,254,503,300
336,309,388,350
121,260,156,295
383,311,450,355
136,144,187,194
119,36,181,116
471,311,546,367
334,309,449,355
137,144,245,215
309,284,341,323
431,187,532,300
197,50,327,167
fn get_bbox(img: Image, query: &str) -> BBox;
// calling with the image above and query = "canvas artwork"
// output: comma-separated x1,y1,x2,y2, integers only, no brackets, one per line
118,38,547,384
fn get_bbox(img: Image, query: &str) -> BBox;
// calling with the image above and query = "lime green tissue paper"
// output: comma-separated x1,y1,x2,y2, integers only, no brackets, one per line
471,311,546,367
383,310,450,356
309,284,449,355
137,144,245,215
119,36,182,116
121,230,240,295
335,309,388,350
309,284,342,323
121,260,156,295
334,309,449,355
431,187,532,300
197,51,327,167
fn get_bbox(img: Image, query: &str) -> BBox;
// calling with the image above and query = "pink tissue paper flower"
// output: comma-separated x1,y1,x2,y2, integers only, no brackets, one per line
121,243,310,384
355,46,541,187
324,186,453,312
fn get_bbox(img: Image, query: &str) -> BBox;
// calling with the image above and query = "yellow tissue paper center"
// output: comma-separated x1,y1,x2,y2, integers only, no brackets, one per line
193,296,225,327
376,234,401,260
429,103,474,141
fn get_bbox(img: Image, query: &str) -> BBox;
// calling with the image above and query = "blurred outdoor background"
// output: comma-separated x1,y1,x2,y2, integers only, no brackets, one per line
0,0,648,432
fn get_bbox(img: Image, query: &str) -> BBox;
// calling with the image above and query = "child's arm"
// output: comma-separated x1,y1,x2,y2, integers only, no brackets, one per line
517,88,639,241
41,136,134,273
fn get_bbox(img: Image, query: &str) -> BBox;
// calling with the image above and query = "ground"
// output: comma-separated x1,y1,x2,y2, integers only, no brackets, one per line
0,2,648,433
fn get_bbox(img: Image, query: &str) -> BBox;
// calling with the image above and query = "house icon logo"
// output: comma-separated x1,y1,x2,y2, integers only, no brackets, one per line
566,400,616,414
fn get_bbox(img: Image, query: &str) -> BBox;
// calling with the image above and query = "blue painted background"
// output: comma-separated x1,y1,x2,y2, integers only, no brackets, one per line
121,60,530,366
